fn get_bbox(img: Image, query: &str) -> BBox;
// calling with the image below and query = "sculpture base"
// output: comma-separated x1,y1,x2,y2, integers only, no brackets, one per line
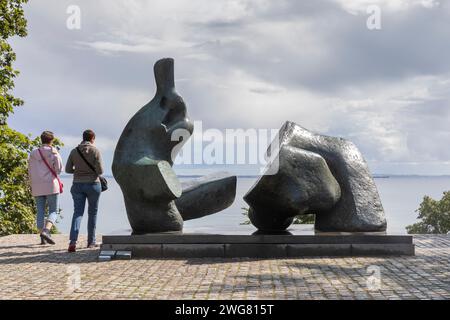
99,225,414,259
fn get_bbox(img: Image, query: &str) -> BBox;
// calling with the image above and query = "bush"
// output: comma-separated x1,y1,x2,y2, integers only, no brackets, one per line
0,0,64,235
406,191,450,234
0,126,63,235
0,127,39,235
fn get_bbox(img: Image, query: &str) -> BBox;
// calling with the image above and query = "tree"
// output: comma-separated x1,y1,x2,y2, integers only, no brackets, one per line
0,0,45,236
0,0,28,123
406,191,450,234
0,127,39,235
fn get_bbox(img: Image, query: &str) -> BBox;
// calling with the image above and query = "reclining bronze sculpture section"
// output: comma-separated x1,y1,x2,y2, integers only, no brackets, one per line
112,58,236,234
245,121,387,232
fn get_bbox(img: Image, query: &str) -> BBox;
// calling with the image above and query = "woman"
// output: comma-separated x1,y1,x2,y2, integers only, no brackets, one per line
28,131,63,245
65,129,104,252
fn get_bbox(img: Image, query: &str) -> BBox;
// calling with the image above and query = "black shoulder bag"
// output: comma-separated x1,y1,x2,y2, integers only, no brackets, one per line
76,147,108,192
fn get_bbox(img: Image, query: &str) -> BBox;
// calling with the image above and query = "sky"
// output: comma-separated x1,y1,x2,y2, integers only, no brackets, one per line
8,0,450,175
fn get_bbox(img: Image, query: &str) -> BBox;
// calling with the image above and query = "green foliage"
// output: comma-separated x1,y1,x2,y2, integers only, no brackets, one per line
0,0,28,124
241,207,315,225
0,0,62,236
0,125,63,235
406,192,450,234
240,207,251,225
293,214,315,224
0,126,39,235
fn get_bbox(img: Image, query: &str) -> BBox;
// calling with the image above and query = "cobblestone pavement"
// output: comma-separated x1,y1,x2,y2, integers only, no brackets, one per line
0,234,449,300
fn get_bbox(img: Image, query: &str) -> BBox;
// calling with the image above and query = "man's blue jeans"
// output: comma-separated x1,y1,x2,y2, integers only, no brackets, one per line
69,182,101,245
35,194,59,230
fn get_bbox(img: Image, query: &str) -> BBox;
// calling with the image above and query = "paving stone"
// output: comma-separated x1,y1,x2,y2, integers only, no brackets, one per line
0,234,449,300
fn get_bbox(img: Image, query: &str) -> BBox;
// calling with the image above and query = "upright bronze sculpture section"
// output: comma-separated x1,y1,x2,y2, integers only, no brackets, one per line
245,121,387,232
113,58,236,234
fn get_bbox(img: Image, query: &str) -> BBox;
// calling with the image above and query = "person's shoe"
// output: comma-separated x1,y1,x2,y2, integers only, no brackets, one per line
87,242,100,249
40,229,55,245
68,244,76,253
40,235,46,245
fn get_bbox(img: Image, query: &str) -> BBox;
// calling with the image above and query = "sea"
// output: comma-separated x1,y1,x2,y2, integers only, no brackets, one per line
54,176,450,235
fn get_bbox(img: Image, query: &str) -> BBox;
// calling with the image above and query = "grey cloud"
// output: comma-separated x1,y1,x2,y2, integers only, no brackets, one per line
8,0,450,175
187,2,450,93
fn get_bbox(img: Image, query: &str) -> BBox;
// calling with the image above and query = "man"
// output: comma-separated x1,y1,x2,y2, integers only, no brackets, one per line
28,131,63,245
65,129,104,252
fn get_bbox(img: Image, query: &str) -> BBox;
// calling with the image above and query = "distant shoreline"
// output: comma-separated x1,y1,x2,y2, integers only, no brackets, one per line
59,174,450,179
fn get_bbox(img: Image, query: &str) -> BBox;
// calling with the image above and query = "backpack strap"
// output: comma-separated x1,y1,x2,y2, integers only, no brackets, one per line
76,147,98,175
38,148,63,193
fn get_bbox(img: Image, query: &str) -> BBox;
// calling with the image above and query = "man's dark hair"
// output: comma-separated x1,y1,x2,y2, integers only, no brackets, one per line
83,129,96,142
40,131,54,144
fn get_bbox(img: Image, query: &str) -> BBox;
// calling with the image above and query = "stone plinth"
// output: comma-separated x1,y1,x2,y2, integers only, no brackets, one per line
101,226,414,259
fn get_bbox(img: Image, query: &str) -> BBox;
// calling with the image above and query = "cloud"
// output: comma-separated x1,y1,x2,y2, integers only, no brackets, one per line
8,0,450,175
76,33,198,55
333,0,441,14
